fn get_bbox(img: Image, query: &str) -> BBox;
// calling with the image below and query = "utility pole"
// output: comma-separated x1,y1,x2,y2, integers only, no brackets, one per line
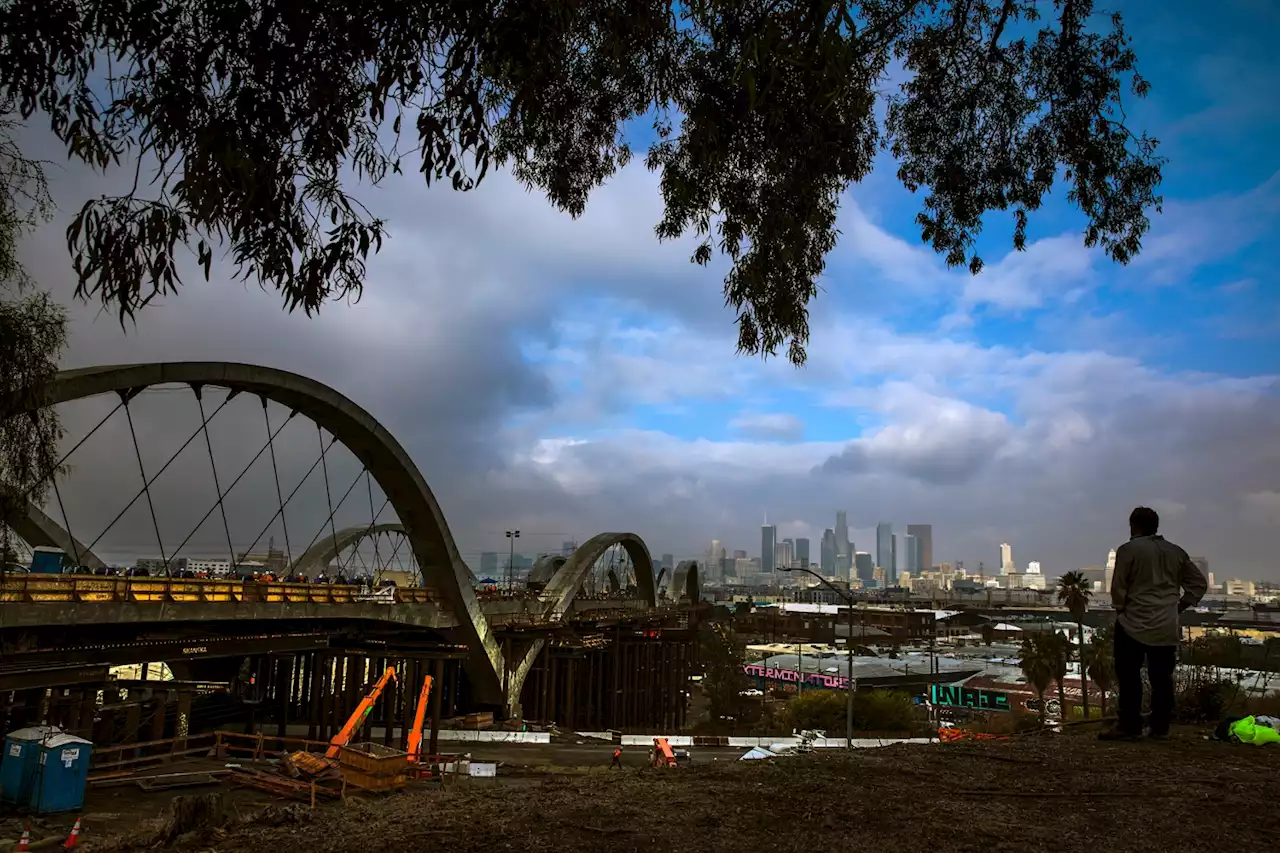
784,567,856,750
505,530,520,590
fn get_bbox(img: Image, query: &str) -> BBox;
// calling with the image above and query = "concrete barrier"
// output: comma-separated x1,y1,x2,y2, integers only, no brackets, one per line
574,732,615,741
434,730,551,744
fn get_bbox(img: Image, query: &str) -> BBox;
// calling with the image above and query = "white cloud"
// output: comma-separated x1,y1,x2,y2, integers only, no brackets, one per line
729,412,806,442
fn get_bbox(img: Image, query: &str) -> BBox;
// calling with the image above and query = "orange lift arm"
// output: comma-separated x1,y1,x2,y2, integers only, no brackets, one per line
406,675,435,762
326,666,397,758
653,737,676,767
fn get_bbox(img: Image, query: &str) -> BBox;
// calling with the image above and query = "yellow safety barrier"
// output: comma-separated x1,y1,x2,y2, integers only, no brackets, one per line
0,573,443,606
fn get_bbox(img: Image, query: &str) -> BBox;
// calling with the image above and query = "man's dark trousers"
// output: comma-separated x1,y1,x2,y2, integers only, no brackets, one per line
1114,622,1176,736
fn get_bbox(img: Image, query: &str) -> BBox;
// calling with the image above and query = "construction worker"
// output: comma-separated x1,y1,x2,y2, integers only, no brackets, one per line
610,746,623,769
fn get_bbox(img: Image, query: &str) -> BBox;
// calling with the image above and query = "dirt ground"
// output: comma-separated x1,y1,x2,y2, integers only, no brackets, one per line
71,730,1280,853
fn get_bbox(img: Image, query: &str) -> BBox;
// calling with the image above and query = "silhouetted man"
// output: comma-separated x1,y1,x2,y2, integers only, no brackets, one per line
1102,506,1207,741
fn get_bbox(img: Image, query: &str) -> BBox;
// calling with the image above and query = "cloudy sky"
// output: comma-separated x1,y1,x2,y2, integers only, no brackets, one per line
16,0,1280,580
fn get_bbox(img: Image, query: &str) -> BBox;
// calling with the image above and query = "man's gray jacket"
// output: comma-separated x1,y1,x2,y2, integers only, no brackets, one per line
1111,534,1208,647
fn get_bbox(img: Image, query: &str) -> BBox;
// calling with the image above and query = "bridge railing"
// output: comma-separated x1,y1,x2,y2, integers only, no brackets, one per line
0,574,442,606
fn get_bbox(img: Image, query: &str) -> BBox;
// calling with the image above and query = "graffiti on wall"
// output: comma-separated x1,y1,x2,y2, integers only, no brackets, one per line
742,664,849,690
929,683,1011,712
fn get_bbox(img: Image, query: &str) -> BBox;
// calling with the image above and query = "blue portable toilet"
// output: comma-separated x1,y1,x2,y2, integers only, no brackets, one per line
29,732,93,814
1,726,63,805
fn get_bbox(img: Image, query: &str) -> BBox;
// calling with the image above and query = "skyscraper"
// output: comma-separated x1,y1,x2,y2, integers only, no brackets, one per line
854,551,874,582
761,524,777,575
661,554,675,571
561,540,576,556
889,533,898,585
904,534,919,583
795,537,810,568
875,522,893,579
479,552,498,579
835,510,850,558
906,524,933,571
777,538,794,569
708,539,726,583
999,542,1014,574
820,529,836,576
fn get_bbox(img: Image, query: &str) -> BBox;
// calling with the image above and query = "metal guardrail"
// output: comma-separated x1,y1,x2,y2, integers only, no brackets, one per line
0,574,442,606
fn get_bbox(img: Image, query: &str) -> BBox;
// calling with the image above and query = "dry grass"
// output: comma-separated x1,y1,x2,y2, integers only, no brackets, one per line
95,732,1279,853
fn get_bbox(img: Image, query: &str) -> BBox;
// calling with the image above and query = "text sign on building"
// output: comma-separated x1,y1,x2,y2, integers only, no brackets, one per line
929,683,1011,712
742,664,849,691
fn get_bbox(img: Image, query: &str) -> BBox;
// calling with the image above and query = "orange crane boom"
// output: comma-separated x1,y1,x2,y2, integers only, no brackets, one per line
406,675,435,762
325,665,397,758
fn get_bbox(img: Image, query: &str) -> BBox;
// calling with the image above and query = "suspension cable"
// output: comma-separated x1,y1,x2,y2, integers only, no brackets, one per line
50,476,81,569
167,409,300,564
121,391,169,572
81,391,236,559
262,398,293,566
366,471,382,575
296,465,369,570
338,490,391,575
193,385,237,572
17,398,125,503
316,424,342,576
239,432,337,563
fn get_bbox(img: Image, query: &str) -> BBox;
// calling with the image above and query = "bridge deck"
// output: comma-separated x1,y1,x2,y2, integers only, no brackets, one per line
0,574,656,632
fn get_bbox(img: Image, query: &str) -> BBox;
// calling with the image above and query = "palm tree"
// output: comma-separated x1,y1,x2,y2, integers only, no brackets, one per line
1042,630,1069,718
1088,625,1117,717
1057,570,1093,720
1018,635,1054,726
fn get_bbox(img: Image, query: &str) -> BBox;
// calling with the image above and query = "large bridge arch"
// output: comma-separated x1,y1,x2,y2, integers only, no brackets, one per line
0,362,506,706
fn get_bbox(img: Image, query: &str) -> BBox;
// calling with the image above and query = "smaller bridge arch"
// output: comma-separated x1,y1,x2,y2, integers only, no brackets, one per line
670,560,701,604
291,523,409,577
525,554,566,591
541,532,656,618
7,502,107,571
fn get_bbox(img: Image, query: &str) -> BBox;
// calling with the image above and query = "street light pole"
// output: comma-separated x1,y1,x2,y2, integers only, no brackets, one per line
505,530,520,591
784,566,856,750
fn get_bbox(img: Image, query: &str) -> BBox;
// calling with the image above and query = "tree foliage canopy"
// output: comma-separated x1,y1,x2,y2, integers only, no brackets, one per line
0,105,67,570
0,0,1162,363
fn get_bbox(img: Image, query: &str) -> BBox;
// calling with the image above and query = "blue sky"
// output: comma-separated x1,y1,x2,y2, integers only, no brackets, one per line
33,0,1280,579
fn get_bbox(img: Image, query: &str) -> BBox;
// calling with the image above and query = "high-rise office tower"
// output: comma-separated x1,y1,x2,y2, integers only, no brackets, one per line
889,533,898,585
795,537,810,568
875,522,893,579
820,529,836,576
836,553,852,581
906,524,933,571
661,554,675,571
855,551,874,582
835,510,850,558
999,542,1014,574
777,538,795,569
904,534,919,583
761,524,777,575
479,552,498,578
707,539,726,583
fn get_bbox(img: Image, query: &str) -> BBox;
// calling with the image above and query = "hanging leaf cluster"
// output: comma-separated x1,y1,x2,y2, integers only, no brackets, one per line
0,0,1161,364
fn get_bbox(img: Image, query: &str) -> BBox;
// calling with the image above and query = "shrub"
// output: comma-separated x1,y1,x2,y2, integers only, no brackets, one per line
780,689,923,736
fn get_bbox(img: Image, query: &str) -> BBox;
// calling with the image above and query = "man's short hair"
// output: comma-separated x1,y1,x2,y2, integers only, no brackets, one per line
1129,506,1160,536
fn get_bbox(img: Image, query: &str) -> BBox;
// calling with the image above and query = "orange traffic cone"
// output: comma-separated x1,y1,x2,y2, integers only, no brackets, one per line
16,826,30,852
61,818,82,849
